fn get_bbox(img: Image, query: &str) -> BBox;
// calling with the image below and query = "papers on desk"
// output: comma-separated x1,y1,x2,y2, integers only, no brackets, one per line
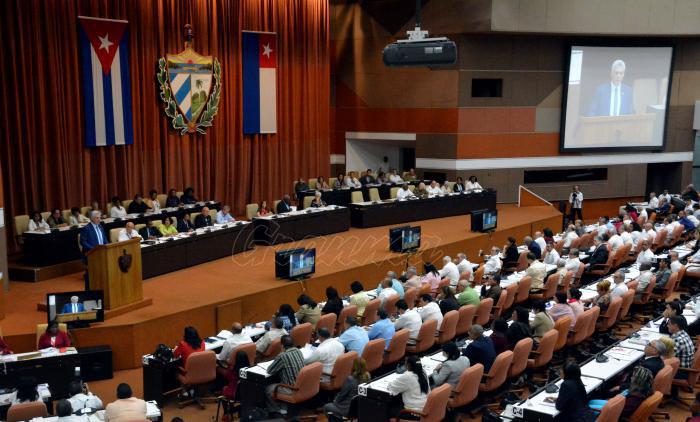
619,331,664,350
580,347,644,380
606,346,642,361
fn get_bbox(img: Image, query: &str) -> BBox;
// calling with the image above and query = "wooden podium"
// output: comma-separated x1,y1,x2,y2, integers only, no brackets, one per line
578,113,654,147
86,238,144,310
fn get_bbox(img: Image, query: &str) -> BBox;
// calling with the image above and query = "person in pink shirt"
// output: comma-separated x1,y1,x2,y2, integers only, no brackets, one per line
567,288,585,320
550,292,576,329
420,263,442,295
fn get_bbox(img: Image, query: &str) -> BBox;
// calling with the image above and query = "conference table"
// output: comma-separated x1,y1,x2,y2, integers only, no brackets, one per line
349,189,497,228
140,221,255,279
252,205,350,245
296,180,425,209
21,202,221,267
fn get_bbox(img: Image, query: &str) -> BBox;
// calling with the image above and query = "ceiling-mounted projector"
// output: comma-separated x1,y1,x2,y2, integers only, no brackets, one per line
382,2,457,68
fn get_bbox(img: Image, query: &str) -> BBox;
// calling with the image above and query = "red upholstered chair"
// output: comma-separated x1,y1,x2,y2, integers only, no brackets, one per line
490,290,508,321
320,351,357,391
448,363,484,410
272,362,324,418
6,402,48,422
392,383,451,422
336,305,358,335
361,299,381,325
479,351,514,393
527,329,557,371
406,319,438,354
596,296,622,333
217,343,256,379
508,338,533,380
436,310,458,345
529,273,558,302
474,298,493,327
383,294,400,316
596,394,625,422
176,350,217,408
514,276,532,305
290,322,312,348
403,288,418,309
383,329,409,366
455,305,476,337
259,338,283,361
553,316,572,352
628,391,663,422
361,339,386,373
315,313,337,338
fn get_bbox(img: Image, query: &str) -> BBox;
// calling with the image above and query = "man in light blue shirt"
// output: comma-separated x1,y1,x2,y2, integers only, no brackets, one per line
367,309,395,349
338,316,369,355
216,205,235,224
375,271,404,298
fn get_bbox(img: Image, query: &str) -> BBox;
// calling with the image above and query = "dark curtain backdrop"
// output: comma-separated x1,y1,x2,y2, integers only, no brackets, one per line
0,0,330,243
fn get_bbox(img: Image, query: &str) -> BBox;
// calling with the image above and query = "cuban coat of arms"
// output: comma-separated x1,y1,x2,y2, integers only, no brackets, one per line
157,24,221,134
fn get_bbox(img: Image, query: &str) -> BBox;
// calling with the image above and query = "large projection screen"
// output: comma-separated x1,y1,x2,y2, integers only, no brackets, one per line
561,45,673,152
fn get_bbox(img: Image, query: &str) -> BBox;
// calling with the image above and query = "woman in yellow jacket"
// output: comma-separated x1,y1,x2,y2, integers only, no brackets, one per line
159,216,179,237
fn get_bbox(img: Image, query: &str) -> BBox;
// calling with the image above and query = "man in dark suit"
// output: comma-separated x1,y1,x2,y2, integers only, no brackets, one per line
276,195,293,214
640,340,666,377
587,236,609,268
360,169,376,185
524,236,541,260
452,177,465,192
194,206,213,228
587,59,634,117
177,214,195,232
139,220,161,239
79,211,108,290
462,324,496,372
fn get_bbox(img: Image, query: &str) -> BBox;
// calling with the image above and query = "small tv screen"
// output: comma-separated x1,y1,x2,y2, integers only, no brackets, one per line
275,248,315,279
471,209,498,232
47,290,104,325
389,226,421,252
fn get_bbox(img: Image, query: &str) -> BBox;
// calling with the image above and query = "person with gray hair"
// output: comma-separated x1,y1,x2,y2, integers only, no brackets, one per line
586,235,609,269
305,327,344,374
376,271,404,298
79,209,108,289
543,242,560,266
463,324,496,372
455,253,472,279
310,191,327,208
640,339,666,377
216,205,235,224
403,266,421,288
563,224,579,249
610,270,628,300
588,58,634,116
438,255,460,286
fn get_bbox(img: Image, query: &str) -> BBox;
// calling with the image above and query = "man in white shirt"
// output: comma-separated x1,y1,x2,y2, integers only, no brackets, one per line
543,243,560,266
525,253,547,289
643,223,656,243
620,224,633,245
305,327,344,374
563,225,579,249
636,240,654,267
565,249,581,273
608,228,623,251
533,232,547,253
610,270,628,300
216,205,235,224
568,185,584,222
118,222,142,242
388,170,403,184
669,251,682,273
396,183,415,200
659,190,671,203
217,322,253,364
378,278,399,307
426,180,442,196
255,317,287,354
394,300,422,339
438,256,460,286
455,253,473,281
483,247,502,275
416,294,443,329
68,380,103,412
648,192,659,209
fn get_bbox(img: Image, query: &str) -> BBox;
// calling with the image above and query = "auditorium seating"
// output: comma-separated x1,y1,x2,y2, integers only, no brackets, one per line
392,383,451,422
383,329,409,366
320,351,357,392
272,362,323,419
448,363,484,410
455,305,476,337
6,402,48,422
435,310,458,345
473,298,493,327
596,394,625,422
406,319,437,354
176,350,217,408
361,339,385,372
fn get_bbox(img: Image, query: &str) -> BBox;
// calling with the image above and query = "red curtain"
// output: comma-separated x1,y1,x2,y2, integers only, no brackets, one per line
0,0,330,240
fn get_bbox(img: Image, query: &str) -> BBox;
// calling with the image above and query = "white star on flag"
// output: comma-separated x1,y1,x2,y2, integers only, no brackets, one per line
98,34,114,52
262,43,273,58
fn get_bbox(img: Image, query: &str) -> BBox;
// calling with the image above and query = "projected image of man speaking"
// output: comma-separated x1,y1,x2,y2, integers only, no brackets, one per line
587,59,634,117
588,59,634,116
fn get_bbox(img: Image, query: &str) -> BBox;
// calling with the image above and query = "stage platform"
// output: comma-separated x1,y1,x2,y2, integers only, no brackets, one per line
1,203,561,370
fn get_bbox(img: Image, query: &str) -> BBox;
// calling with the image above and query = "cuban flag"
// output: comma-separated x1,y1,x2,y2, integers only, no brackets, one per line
78,16,134,147
242,31,277,134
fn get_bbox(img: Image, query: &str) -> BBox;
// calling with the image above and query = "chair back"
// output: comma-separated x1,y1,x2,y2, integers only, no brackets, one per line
626,279,639,293
362,299,381,325
36,323,68,346
455,305,476,337
584,305,601,339
315,313,337,336
417,283,432,301
508,338,533,378
480,351,513,392
596,394,625,422
228,343,256,368
369,188,380,202
553,316,572,351
277,362,324,404
529,330,556,369
473,266,485,283
307,178,318,189
553,239,565,254
617,289,635,321
260,338,283,360
514,276,532,304
656,272,678,301
291,323,312,348
336,305,358,335
408,319,438,353
558,271,573,292
515,251,529,272
653,364,674,395
302,196,314,209
383,329,409,365
670,224,684,245
491,290,508,319
448,363,484,408
7,402,48,422
503,283,518,310
389,187,399,199
436,310,458,344
321,351,358,391
687,349,700,386
634,275,656,304
567,307,594,347
109,228,121,243
663,356,680,378
474,298,493,326
532,273,558,301
181,350,217,385
652,229,668,251
383,294,400,315
361,339,386,372
403,287,418,309
272,200,281,213
597,296,622,331
419,383,451,422
573,262,585,286
245,203,259,220
628,391,663,422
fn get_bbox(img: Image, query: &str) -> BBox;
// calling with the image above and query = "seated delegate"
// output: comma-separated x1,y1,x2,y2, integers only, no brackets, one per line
46,208,66,228
159,216,178,236
38,321,71,349
127,194,150,214
28,211,50,232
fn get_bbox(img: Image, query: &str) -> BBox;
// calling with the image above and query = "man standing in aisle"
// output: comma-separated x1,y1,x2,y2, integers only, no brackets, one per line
569,185,583,222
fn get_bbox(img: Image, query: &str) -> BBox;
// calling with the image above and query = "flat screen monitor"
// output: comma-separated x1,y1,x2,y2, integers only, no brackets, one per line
275,248,316,280
561,44,673,151
389,225,421,252
471,209,498,232
47,290,104,326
